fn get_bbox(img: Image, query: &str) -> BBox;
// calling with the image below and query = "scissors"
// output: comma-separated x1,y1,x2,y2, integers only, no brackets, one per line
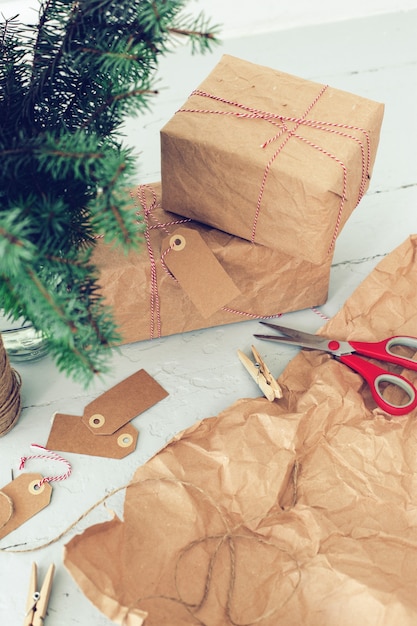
254,322,417,416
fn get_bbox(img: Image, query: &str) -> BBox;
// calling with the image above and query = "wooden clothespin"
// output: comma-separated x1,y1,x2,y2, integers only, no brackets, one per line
237,345,283,402
24,562,55,626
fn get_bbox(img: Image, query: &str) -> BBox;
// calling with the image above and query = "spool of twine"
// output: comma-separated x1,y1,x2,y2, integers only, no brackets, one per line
0,333,22,436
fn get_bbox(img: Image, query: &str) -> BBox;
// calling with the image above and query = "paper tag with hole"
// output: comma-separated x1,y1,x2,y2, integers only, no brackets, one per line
46,414,138,459
0,473,52,540
82,369,168,436
161,227,241,318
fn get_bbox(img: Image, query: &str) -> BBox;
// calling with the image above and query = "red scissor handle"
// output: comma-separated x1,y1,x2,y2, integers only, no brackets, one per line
348,336,417,371
339,353,417,416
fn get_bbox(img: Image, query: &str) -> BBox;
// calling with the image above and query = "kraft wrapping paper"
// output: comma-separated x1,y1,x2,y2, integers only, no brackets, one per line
65,235,417,626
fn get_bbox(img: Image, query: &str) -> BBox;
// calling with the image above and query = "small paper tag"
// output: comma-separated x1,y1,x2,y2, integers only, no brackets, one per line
46,414,138,459
0,473,52,540
82,369,168,436
162,227,241,318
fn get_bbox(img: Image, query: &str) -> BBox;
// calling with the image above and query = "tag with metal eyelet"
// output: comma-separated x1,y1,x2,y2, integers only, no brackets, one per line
45,369,167,459
0,446,71,540
82,369,168,436
162,227,241,318
0,473,52,540
46,414,139,459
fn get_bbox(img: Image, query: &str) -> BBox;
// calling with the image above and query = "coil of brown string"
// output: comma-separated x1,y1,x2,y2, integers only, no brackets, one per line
0,333,22,436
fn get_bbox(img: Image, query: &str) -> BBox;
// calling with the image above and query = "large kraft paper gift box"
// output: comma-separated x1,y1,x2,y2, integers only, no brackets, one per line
161,54,384,264
92,183,332,344
65,235,417,625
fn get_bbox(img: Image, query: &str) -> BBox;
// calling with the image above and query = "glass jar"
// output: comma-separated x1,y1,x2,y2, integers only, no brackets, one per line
0,312,49,362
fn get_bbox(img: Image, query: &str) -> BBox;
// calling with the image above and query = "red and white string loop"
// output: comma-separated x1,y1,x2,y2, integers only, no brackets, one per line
19,444,72,487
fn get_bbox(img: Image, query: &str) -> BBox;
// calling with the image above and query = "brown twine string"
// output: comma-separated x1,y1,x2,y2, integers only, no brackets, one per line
0,334,22,436
168,530,301,626
124,479,301,626
0,475,301,625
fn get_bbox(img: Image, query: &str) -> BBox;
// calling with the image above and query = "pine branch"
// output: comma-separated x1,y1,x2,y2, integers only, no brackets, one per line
92,161,142,248
26,267,78,335
80,86,159,130
0,210,37,270
168,12,221,53
0,0,220,385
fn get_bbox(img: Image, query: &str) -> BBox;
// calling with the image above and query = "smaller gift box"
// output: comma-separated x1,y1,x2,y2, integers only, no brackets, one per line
161,55,384,264
93,183,333,345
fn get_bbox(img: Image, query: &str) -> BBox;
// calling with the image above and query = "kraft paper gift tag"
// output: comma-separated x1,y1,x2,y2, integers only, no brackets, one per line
0,473,52,540
47,415,139,459
81,369,168,436
47,369,168,458
161,227,241,318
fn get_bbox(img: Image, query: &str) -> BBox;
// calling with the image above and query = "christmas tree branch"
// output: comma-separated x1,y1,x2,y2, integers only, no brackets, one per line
0,14,18,46
0,226,25,249
25,268,78,334
0,0,219,384
23,264,119,382
30,0,53,80
0,211,37,269
80,87,159,130
91,159,144,248
44,253,92,267
168,26,218,40
100,163,134,239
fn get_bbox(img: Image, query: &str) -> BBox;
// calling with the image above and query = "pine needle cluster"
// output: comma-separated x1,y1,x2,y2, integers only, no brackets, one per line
0,0,219,384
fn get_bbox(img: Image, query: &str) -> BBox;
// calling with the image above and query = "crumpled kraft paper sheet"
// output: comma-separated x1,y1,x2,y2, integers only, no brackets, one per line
65,235,417,626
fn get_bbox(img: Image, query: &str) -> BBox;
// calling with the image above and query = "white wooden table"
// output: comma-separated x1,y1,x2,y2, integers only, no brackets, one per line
0,9,416,625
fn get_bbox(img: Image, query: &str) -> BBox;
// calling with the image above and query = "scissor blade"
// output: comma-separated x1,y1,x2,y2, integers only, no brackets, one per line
254,334,319,350
259,322,319,343
257,322,333,351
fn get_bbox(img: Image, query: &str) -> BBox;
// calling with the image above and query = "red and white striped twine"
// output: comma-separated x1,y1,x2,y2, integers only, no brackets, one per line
131,185,191,339
220,307,283,320
311,306,331,322
19,444,72,487
177,87,371,254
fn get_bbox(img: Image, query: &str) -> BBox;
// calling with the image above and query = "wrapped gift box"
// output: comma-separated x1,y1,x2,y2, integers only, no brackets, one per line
92,183,333,345
161,54,384,264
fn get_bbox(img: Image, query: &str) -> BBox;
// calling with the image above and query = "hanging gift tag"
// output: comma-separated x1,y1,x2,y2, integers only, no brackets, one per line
82,369,168,436
46,414,138,459
161,227,241,318
0,473,52,540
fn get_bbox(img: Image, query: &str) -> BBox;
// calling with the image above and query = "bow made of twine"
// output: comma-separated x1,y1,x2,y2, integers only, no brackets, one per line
177,86,371,253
